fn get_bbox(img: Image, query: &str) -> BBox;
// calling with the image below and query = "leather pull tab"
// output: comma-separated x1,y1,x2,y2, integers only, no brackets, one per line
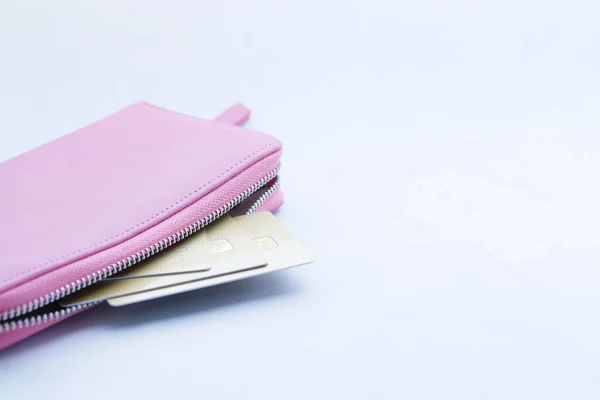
214,103,251,126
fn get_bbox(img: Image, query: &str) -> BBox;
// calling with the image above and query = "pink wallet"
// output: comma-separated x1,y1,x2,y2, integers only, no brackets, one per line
0,102,283,350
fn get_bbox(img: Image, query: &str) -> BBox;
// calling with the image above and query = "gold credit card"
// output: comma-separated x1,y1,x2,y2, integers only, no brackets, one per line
105,231,212,280
108,211,313,307
59,216,267,307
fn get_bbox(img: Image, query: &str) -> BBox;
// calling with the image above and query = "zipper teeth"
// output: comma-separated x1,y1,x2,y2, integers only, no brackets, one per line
1,167,280,325
246,178,281,215
0,302,97,334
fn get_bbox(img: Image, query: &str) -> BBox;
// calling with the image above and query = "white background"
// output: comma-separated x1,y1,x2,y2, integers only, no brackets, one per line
1,1,600,398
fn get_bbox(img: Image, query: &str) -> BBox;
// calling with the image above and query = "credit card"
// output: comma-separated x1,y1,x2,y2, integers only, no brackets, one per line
108,212,313,307
104,230,212,280
59,215,267,307
103,214,247,280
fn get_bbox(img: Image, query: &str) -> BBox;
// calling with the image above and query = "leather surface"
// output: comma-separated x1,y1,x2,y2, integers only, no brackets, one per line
0,102,281,294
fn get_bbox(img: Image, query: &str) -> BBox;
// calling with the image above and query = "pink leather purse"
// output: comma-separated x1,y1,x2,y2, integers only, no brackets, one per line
0,102,283,350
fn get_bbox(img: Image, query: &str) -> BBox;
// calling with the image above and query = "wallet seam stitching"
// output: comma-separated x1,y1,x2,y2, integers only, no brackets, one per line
2,141,279,285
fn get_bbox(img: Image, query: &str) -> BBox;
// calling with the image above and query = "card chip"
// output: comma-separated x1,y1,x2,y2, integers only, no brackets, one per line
207,238,234,254
253,236,279,251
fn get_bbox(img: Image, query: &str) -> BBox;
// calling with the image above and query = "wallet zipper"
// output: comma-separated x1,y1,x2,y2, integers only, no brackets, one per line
247,177,281,215
0,168,280,333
